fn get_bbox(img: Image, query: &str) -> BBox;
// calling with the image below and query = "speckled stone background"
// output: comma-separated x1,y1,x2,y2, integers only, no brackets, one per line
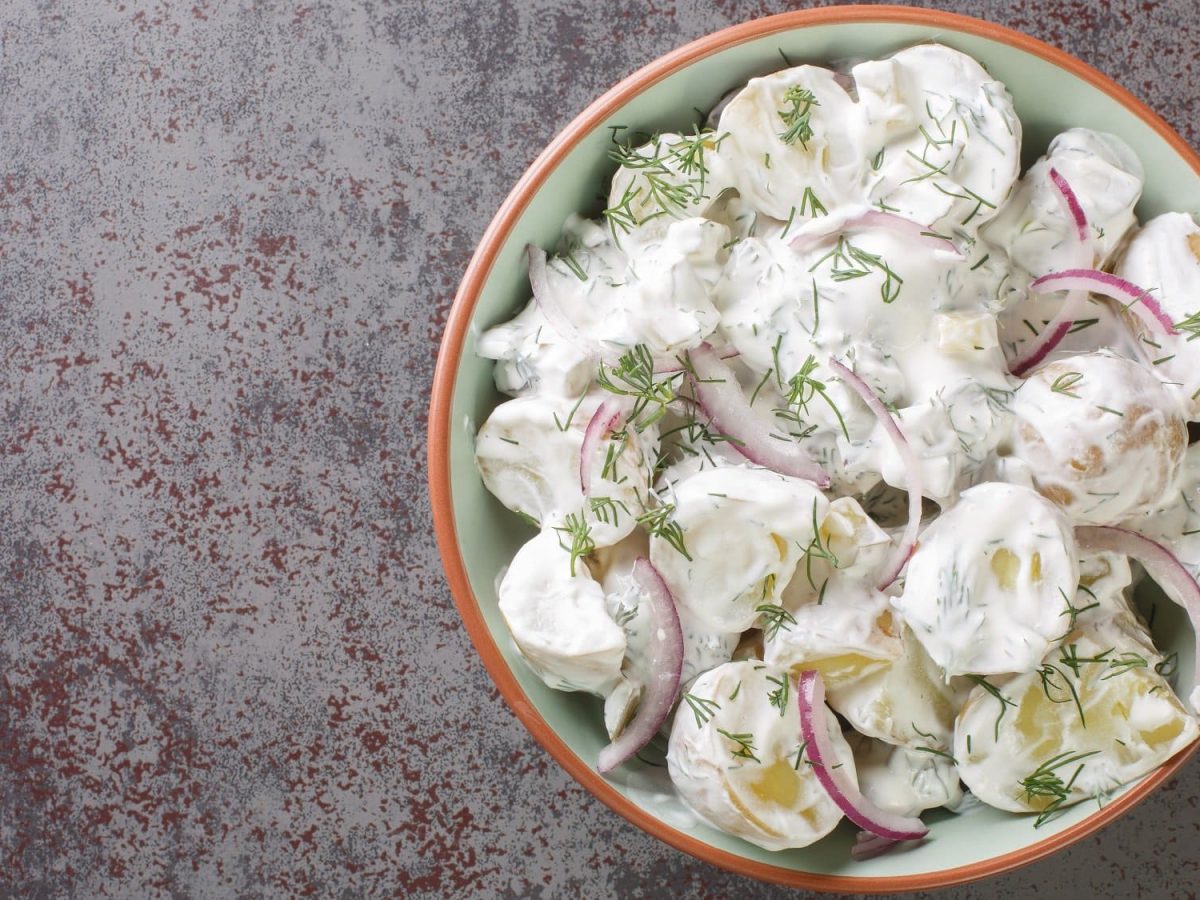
1,1,1198,897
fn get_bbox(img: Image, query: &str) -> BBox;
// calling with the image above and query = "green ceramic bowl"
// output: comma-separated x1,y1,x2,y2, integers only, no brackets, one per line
429,6,1200,891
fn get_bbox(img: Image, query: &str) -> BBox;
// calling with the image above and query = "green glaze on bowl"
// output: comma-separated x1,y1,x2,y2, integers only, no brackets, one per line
431,7,1200,891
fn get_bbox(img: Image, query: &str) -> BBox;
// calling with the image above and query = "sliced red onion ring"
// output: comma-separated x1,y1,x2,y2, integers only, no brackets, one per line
1010,317,1076,378
843,210,961,255
579,400,623,494
1009,169,1094,377
851,830,901,861
526,244,598,357
1049,167,1089,245
1074,526,1200,712
789,209,960,256
687,344,831,488
597,558,684,773
1031,269,1178,336
828,360,921,590
797,670,929,842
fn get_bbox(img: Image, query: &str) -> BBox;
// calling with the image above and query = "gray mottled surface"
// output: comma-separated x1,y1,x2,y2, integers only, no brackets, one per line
1,0,1197,897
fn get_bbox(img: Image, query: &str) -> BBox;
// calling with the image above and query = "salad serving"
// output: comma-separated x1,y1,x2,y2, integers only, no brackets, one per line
471,43,1200,857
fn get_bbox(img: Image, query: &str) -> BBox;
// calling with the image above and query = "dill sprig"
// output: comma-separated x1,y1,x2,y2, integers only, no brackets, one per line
1101,651,1149,680
601,183,641,239
682,692,721,728
966,674,1016,741
766,673,791,717
1021,750,1101,827
801,498,838,589
1173,310,1200,341
716,728,762,763
1057,643,1111,678
553,394,587,432
553,513,595,577
799,186,828,218
588,495,629,527
1058,587,1100,636
809,235,903,303
1156,652,1179,680
1036,661,1087,727
756,603,797,641
776,355,849,441
596,344,680,430
777,85,820,148
636,502,692,560
1050,371,1084,398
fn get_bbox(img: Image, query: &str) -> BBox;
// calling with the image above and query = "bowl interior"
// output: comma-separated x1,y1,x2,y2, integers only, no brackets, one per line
440,13,1200,887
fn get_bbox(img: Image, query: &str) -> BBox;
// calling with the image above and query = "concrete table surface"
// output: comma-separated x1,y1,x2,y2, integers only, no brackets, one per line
1,0,1197,897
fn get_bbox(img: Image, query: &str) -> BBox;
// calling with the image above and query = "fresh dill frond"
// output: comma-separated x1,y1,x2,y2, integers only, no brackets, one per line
1036,662,1087,727
553,513,595,577
588,495,629,527
716,728,762,763
683,692,721,728
1173,310,1200,341
1021,749,1101,827
766,674,791,717
756,603,797,641
636,502,692,560
965,674,1016,741
777,85,819,148
1101,651,1148,680
779,355,850,441
1050,371,1084,398
596,344,680,430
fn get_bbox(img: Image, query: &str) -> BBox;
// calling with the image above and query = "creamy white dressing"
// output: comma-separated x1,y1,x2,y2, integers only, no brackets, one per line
1006,351,1187,524
666,660,855,851
1116,212,1200,416
895,482,1080,677
472,43,1200,852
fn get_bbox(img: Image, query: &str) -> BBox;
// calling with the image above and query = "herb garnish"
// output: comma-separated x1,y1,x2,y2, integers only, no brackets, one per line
1050,371,1084,398
717,728,762,763
553,513,594,577
1020,750,1101,827
683,692,721,728
778,86,820,148
756,603,797,640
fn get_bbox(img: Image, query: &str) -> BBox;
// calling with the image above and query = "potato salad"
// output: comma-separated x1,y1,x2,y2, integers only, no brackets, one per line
473,44,1200,856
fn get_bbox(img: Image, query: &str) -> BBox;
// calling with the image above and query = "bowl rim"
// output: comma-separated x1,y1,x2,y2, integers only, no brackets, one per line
428,4,1200,892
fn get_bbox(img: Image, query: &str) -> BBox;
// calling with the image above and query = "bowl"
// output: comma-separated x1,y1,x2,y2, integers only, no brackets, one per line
428,6,1200,891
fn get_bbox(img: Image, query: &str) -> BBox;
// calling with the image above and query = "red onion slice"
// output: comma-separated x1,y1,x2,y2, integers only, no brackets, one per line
1009,169,1094,377
1030,269,1178,336
797,670,929,841
687,344,831,488
579,400,623,494
597,558,684,773
1010,317,1076,378
1074,526,1200,712
790,209,960,256
851,830,901,861
1049,167,1089,246
828,360,921,590
526,244,598,357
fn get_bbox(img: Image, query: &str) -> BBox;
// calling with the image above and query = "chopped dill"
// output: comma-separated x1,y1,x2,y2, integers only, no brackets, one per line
778,85,820,148
553,513,594,577
1021,750,1100,827
965,674,1016,741
683,692,721,728
756,603,797,640
1049,371,1084,398
716,728,762,763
